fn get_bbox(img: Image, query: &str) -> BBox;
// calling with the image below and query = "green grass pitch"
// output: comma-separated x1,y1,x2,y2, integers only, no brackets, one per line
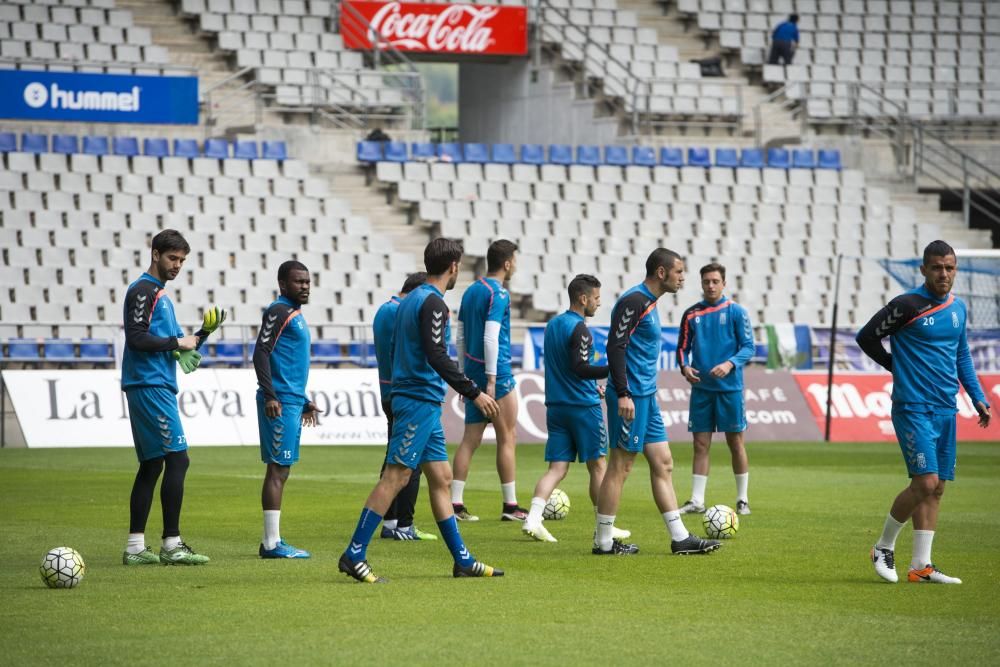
2,441,999,665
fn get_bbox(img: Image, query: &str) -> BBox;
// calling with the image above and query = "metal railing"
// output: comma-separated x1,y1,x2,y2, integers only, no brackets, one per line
200,66,264,136
0,56,196,78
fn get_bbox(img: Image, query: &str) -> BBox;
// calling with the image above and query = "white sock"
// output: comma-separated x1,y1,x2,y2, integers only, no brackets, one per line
501,482,517,505
126,533,145,555
162,535,181,550
262,510,281,550
526,497,545,528
382,519,398,531
595,513,616,551
911,530,934,569
876,514,905,550
691,474,708,505
735,472,749,502
663,510,689,541
451,479,466,505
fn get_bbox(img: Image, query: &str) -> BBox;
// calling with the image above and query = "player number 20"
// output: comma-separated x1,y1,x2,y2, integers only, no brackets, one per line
922,316,935,326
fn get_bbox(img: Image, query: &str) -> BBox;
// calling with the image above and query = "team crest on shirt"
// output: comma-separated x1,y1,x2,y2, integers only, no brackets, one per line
952,312,959,328
720,312,727,325
695,316,701,324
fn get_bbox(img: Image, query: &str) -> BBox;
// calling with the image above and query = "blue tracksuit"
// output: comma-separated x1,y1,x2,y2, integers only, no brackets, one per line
676,296,755,393
373,296,401,404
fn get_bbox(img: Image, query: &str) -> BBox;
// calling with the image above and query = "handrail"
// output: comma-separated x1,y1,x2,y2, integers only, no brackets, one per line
0,56,197,76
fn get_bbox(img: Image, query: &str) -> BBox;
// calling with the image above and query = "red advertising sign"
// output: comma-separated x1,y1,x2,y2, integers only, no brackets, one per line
340,1,529,56
793,372,1000,442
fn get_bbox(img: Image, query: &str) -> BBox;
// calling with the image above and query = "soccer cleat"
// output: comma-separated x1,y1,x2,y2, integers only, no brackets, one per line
380,525,439,541
736,500,751,515
611,525,632,540
908,564,962,584
453,560,504,577
411,525,438,540
160,542,210,565
501,504,529,521
870,545,898,583
592,541,640,555
453,504,479,522
671,534,721,555
678,499,706,515
522,522,558,543
338,553,386,583
122,547,161,565
259,540,310,559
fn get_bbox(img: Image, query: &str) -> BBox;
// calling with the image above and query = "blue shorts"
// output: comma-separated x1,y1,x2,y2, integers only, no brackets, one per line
387,395,449,470
606,390,668,453
891,406,957,481
545,403,608,462
463,372,516,424
257,397,303,465
688,388,746,433
125,386,187,462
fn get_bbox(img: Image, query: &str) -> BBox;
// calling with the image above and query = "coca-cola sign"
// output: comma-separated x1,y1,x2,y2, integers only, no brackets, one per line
340,1,528,56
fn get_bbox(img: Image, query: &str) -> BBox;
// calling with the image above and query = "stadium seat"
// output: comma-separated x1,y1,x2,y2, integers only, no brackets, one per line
312,340,345,364
113,137,139,157
383,141,407,162
346,342,374,366
715,147,739,168
6,339,40,360
463,143,489,163
739,148,764,168
687,147,711,167
52,135,79,155
173,138,200,158
143,138,169,157
520,144,545,164
437,142,462,163
792,148,816,169
204,138,230,159
43,339,76,361
767,148,791,168
549,144,573,165
632,146,656,166
411,142,436,160
577,145,601,165
660,147,683,167
262,141,288,160
605,145,630,166
0,132,15,153
21,134,47,154
82,136,109,156
233,140,258,159
817,149,842,170
79,339,113,362
211,341,244,365
491,144,516,164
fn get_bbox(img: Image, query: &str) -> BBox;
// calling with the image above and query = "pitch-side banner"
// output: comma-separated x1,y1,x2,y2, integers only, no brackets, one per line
793,372,1000,441
340,1,529,56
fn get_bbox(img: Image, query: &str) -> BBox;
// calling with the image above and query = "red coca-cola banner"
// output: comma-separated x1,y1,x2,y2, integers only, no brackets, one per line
793,372,1000,442
340,1,528,56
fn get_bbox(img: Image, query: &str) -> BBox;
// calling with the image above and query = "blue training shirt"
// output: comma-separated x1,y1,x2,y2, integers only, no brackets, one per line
773,21,799,42
606,283,661,398
856,285,988,413
252,295,311,406
121,272,183,393
676,296,755,393
458,276,512,377
544,310,608,406
373,295,401,403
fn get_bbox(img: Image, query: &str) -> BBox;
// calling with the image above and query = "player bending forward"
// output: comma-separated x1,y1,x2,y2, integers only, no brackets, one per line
523,275,631,544
858,240,991,584
338,238,503,583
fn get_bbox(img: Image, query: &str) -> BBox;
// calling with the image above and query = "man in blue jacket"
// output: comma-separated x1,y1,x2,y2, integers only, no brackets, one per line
768,14,799,65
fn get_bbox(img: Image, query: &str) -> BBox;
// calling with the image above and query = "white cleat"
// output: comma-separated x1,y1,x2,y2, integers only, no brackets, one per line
611,525,632,540
908,564,962,584
871,545,898,583
522,522,557,543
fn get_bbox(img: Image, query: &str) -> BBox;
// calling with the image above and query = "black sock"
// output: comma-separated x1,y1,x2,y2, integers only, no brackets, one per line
129,459,164,534
160,450,190,539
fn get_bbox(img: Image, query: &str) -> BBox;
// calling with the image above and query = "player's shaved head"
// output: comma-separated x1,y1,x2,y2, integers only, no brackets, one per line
400,272,427,295
151,229,190,255
645,247,682,277
922,240,955,266
424,237,463,276
278,260,308,282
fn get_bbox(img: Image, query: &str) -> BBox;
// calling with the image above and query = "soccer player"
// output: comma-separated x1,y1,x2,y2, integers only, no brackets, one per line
593,248,721,556
676,263,755,516
857,240,991,584
373,271,438,541
522,274,631,543
338,238,504,583
121,229,222,566
451,240,525,521
253,260,320,559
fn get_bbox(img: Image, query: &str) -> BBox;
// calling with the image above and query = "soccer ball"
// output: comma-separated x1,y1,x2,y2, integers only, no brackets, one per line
702,505,739,539
543,488,571,520
39,547,86,589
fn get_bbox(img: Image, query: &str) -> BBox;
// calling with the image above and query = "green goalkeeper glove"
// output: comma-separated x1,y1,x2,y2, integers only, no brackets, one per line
198,306,227,336
173,349,202,374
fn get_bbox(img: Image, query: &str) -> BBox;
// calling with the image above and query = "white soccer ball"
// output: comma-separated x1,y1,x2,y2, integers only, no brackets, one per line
39,547,86,589
702,505,739,539
543,488,571,520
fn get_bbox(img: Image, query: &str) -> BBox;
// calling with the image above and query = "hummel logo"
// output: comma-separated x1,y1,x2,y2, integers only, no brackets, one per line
261,335,271,343
459,547,470,560
349,542,363,556
432,311,443,322
874,307,903,337
137,294,147,302
268,314,277,322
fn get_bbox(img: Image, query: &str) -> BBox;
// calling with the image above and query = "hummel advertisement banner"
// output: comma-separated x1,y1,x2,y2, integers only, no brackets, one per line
0,70,199,124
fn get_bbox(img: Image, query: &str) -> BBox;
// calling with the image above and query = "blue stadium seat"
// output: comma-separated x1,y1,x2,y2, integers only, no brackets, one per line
211,341,244,365
715,147,739,168
82,136,109,156
411,142,436,160
356,140,383,162
21,133,47,154
204,138,230,159
173,138,199,158
79,339,113,362
660,147,683,167
767,147,791,168
0,132,15,152
346,342,375,366
549,144,573,165
491,143,516,164
6,339,40,360
520,144,544,164
113,137,139,156
687,147,711,167
143,138,169,157
44,339,75,361
262,140,287,160
792,148,815,168
605,145,630,166
577,145,601,165
463,143,489,163
233,140,258,160
510,343,524,367
739,148,764,168
383,141,407,162
632,146,656,166
52,134,79,155
312,340,346,364
817,149,842,170
437,142,462,163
